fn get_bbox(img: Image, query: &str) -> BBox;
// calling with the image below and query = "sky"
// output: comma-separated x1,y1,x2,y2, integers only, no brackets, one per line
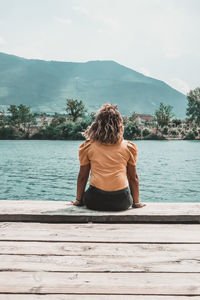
0,0,199,95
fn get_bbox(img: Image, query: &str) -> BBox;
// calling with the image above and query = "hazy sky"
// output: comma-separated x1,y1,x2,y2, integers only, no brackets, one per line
0,0,199,94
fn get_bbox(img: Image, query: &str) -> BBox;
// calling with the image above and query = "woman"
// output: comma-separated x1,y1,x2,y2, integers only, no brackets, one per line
72,103,146,211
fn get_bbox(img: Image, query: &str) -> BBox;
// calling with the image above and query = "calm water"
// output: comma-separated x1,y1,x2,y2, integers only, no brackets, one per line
0,140,199,202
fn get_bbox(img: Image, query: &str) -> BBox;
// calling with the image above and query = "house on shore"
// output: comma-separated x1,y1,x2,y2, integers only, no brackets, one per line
133,114,157,126
35,117,54,126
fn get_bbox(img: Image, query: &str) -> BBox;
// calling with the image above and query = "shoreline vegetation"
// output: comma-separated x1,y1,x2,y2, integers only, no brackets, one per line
0,87,200,141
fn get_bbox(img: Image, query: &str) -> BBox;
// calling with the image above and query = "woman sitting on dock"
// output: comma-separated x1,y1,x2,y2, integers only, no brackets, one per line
72,103,146,211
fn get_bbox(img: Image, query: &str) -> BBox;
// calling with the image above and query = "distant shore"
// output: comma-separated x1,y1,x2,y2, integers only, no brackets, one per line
0,137,199,141
1,102,200,141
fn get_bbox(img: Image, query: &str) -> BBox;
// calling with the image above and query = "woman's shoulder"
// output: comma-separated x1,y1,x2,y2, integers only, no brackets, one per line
124,139,138,151
79,139,92,151
124,140,138,165
79,139,91,166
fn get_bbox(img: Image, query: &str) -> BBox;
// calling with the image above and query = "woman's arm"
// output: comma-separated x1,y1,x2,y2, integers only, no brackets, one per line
72,163,91,206
127,163,139,203
126,163,146,208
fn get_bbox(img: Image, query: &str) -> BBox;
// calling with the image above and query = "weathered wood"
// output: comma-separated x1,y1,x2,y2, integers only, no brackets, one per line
1,250,200,272
1,241,200,255
3,295,200,299
0,200,200,223
1,222,200,243
0,272,200,294
0,203,199,297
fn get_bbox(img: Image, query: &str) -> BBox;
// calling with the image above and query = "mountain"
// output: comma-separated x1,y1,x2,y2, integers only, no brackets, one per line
0,52,187,118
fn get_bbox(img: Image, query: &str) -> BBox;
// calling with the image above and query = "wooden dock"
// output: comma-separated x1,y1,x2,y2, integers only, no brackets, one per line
0,200,200,299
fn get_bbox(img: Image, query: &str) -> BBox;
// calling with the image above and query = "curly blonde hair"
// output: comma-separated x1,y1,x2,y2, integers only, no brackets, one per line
82,103,124,144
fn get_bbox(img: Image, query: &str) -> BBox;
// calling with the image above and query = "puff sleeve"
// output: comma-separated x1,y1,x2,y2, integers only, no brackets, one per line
78,139,91,166
127,141,138,166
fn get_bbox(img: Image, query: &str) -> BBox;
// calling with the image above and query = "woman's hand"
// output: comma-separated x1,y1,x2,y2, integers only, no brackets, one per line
132,202,147,208
71,200,84,206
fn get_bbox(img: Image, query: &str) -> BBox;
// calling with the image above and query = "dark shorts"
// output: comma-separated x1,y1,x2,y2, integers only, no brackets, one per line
82,184,133,211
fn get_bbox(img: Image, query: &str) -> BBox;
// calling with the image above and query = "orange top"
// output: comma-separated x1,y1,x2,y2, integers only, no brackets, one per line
78,138,138,191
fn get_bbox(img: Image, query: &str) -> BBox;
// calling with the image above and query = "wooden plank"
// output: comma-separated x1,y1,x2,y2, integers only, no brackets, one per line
1,250,200,272
1,241,200,256
1,242,200,273
0,201,200,223
0,272,200,294
0,222,200,243
2,295,200,300
3,295,200,300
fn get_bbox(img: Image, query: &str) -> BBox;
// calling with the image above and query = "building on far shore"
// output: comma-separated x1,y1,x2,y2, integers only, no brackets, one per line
35,117,54,126
133,114,157,126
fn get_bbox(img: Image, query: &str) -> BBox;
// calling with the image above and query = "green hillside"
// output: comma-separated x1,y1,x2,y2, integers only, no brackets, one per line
0,52,187,117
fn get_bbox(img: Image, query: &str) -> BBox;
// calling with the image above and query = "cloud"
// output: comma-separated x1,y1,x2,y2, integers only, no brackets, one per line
0,0,198,92
72,5,88,15
167,78,190,94
164,47,182,59
73,4,119,31
55,17,72,25
97,29,104,34
0,36,6,45
99,16,119,30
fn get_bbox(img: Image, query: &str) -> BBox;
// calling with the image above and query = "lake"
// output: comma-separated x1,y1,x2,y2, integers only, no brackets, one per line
0,140,199,203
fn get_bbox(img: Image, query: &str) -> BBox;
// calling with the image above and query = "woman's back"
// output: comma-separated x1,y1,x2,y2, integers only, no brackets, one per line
79,137,137,191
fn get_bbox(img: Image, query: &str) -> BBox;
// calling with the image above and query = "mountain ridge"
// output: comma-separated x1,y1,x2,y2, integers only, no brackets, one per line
0,52,187,118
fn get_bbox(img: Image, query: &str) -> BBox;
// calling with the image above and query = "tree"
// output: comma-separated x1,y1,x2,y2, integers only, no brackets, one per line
7,105,20,128
186,87,200,126
171,118,182,127
18,104,37,134
124,121,141,139
142,128,150,137
184,131,196,140
144,132,166,140
69,120,90,140
122,115,129,126
88,111,96,122
40,112,48,127
7,104,37,137
66,99,87,122
129,112,137,122
0,110,6,127
162,126,168,135
0,126,16,139
170,129,178,137
50,113,66,127
154,102,174,128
